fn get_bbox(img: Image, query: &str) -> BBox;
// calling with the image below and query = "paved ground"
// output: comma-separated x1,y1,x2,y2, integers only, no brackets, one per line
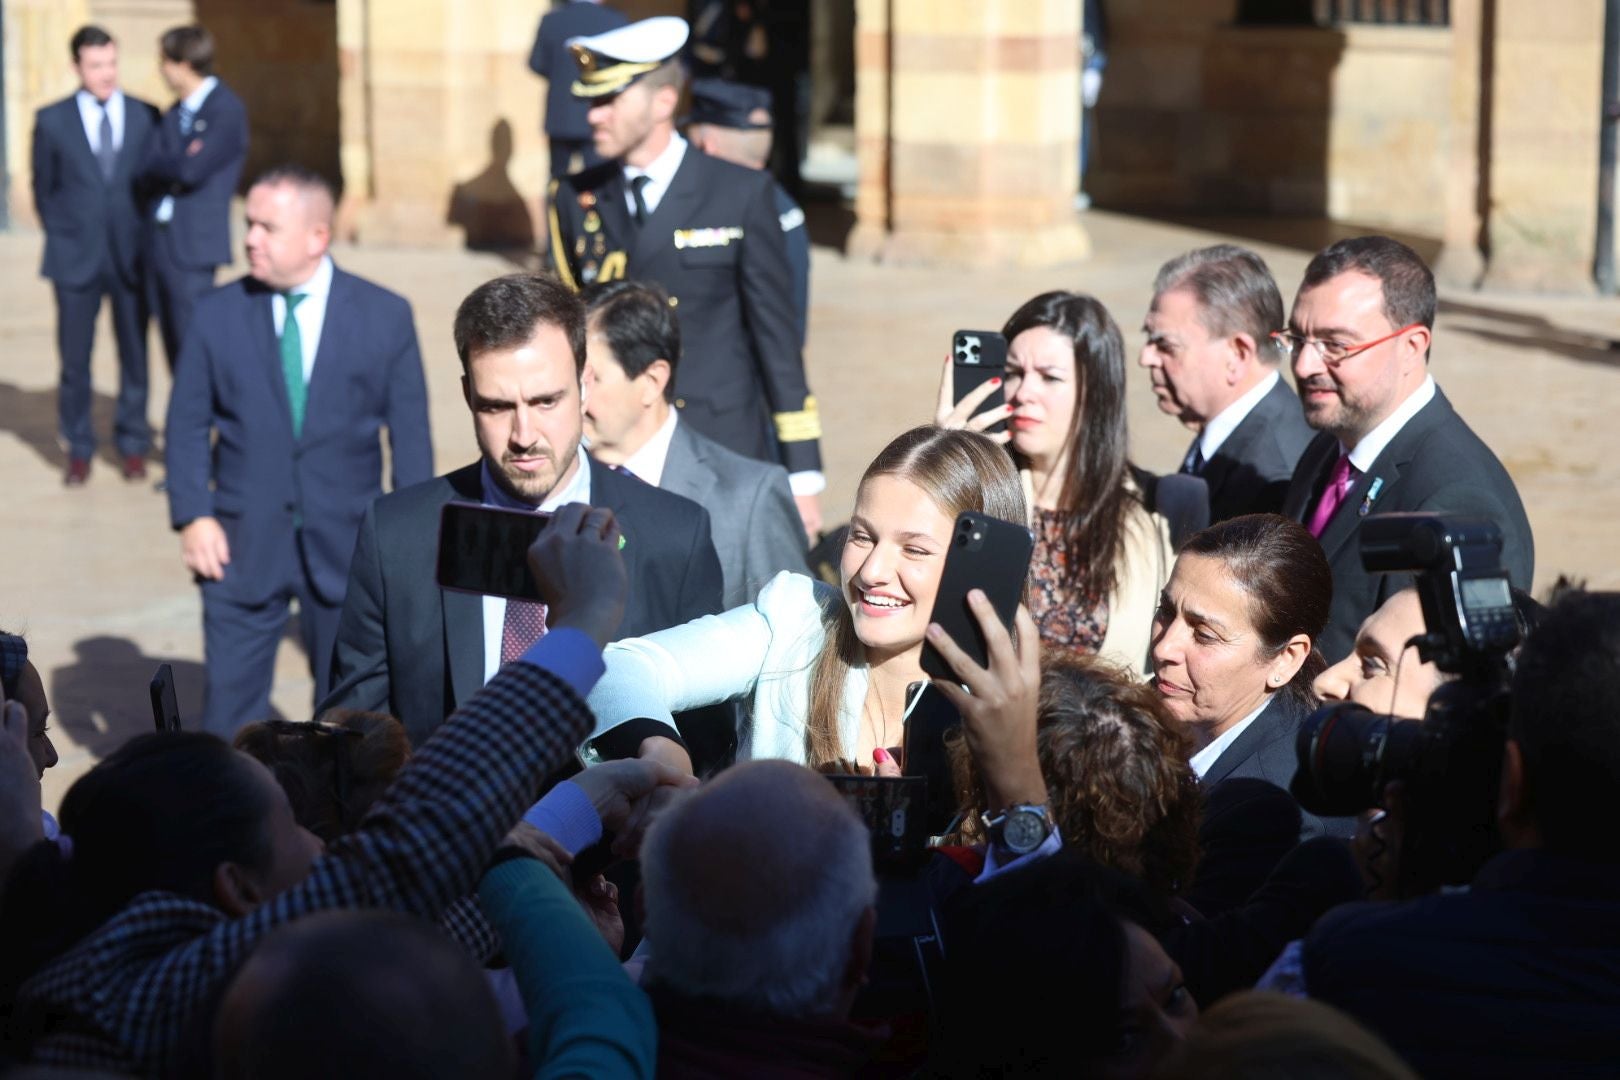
4,210,1617,812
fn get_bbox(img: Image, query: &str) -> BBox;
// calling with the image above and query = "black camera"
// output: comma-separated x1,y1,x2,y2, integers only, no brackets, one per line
1292,513,1520,893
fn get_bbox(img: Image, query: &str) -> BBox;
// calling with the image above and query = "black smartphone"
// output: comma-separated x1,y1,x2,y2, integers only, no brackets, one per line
150,663,181,733
825,774,931,877
952,330,1008,435
920,511,1034,683
436,502,550,603
904,681,963,835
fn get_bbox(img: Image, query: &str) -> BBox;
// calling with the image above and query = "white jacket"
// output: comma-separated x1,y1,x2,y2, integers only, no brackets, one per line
586,571,864,766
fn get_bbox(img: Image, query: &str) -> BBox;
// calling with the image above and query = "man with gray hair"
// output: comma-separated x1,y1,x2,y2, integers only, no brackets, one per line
639,759,884,1075
1139,244,1314,522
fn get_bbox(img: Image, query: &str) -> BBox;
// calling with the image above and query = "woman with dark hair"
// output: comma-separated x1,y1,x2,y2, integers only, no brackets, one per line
587,425,1027,772
938,291,1173,670
949,654,1201,898
234,709,410,843
1150,513,1353,839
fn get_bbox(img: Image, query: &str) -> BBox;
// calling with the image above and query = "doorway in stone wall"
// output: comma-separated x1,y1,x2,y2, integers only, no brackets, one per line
195,0,341,198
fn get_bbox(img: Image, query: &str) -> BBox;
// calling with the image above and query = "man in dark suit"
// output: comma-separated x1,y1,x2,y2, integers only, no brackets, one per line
1140,244,1314,522
529,0,627,179
546,17,825,542
1286,591,1620,1076
165,165,433,736
581,279,807,609
139,24,248,372
684,78,809,350
324,273,722,773
31,25,160,486
1279,236,1534,661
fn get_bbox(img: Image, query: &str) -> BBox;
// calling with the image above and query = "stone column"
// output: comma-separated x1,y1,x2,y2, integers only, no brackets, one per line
338,0,545,249
849,0,1089,266
1480,0,1606,291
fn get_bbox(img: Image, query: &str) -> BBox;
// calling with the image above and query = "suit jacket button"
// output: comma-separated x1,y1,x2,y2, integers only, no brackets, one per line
675,397,686,408
667,296,679,308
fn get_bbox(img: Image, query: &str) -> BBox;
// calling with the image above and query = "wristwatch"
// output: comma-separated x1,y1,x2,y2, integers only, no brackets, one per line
981,803,1053,856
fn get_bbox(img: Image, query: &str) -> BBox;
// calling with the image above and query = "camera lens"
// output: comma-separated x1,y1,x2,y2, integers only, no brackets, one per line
1293,702,1431,817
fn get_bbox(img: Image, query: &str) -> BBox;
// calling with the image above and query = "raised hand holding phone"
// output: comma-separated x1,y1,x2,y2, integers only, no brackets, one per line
934,338,1014,445
926,597,1046,813
526,503,628,649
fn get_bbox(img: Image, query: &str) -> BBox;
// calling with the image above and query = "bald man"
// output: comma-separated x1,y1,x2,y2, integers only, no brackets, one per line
165,163,432,736
639,760,884,1074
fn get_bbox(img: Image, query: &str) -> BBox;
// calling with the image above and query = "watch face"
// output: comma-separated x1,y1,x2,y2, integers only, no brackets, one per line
1003,809,1047,854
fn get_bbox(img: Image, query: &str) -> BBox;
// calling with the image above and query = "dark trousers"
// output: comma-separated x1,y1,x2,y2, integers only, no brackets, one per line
146,226,217,371
53,261,150,460
549,137,604,179
199,532,342,737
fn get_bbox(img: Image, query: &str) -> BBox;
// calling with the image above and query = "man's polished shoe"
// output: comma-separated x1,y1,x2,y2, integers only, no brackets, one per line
64,458,90,486
121,454,148,481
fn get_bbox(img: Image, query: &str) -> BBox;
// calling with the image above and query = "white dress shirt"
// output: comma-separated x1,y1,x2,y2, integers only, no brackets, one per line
155,76,218,222
270,255,335,382
74,89,124,158
1345,374,1437,473
622,132,687,218
480,445,594,684
620,409,680,487
1189,698,1269,780
1198,369,1281,461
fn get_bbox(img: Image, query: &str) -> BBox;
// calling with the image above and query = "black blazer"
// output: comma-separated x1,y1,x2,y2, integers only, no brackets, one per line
528,1,627,140
137,78,248,269
1282,386,1534,662
1200,692,1356,842
1202,375,1315,523
165,267,434,606
31,92,160,287
323,457,724,746
548,148,820,474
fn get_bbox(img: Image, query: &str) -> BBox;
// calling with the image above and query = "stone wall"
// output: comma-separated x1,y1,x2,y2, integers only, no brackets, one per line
1089,5,1454,237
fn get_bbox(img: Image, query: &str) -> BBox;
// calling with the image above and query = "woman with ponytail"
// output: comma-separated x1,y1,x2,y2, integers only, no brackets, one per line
1147,513,1354,840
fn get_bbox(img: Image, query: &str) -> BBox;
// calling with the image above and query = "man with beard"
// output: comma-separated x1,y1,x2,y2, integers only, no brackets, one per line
323,273,721,774
1278,236,1533,661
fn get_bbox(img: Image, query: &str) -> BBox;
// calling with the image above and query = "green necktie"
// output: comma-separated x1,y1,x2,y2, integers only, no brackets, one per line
280,292,308,438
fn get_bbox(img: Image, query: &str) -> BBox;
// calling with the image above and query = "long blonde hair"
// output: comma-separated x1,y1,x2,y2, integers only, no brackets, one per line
804,426,1026,768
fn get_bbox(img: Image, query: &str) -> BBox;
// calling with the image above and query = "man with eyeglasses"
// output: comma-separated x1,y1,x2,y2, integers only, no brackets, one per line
1278,235,1534,661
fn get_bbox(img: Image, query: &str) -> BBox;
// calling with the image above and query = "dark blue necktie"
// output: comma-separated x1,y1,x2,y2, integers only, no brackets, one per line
96,101,116,181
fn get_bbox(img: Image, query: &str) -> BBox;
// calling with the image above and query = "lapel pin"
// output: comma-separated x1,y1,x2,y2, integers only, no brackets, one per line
1358,477,1385,517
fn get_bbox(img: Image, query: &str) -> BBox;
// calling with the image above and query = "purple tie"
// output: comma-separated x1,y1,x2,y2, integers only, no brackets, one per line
500,599,548,665
1307,453,1356,538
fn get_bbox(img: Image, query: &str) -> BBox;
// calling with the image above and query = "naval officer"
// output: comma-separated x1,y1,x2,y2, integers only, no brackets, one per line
546,16,823,542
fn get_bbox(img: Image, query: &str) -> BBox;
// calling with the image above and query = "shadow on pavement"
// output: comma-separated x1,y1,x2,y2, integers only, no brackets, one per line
48,635,287,760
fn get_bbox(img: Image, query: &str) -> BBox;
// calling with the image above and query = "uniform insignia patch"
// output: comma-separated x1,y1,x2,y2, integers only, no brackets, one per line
672,226,745,250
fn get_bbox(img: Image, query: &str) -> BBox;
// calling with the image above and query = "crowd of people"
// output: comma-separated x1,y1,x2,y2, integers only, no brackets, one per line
11,8,1616,1079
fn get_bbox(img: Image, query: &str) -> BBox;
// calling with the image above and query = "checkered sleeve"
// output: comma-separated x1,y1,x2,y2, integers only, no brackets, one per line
100,661,591,1074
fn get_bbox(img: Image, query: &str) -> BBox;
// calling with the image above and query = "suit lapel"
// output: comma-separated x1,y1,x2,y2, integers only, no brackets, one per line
250,281,297,434
632,150,704,266
300,267,347,441
1283,433,1337,522
1316,391,1452,562
1202,696,1288,788
61,100,103,180
442,465,489,708
662,421,718,505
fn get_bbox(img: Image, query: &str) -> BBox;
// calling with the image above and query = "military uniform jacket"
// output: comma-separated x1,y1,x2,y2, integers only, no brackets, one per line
548,148,822,474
